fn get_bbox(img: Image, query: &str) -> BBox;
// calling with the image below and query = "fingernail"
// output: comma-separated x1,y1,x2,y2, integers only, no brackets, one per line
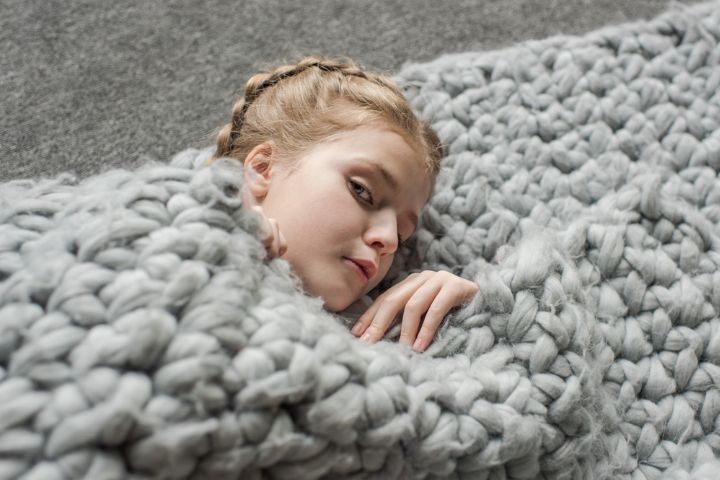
351,323,362,335
360,332,371,343
413,337,426,352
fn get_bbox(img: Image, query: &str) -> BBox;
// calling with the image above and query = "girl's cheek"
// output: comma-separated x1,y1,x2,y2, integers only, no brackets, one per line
321,195,363,234
368,259,393,290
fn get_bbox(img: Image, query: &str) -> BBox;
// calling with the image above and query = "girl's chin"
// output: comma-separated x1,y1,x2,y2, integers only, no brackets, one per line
321,295,356,313
293,259,373,313
318,279,376,313
299,278,356,312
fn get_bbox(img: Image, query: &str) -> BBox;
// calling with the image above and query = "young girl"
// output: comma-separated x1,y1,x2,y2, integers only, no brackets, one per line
211,56,478,352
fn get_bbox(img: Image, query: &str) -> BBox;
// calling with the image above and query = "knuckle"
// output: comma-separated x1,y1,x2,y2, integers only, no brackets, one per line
385,292,404,305
365,324,384,337
418,328,435,344
426,303,445,316
403,301,423,316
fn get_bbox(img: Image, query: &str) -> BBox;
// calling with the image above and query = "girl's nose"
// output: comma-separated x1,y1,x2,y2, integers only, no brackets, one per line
364,210,399,255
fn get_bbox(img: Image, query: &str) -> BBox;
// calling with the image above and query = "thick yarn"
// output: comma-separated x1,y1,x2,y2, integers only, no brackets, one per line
392,1,720,478
1,2,719,480
0,152,603,480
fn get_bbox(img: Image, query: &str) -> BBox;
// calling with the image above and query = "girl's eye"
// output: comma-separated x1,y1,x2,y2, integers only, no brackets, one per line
349,180,373,205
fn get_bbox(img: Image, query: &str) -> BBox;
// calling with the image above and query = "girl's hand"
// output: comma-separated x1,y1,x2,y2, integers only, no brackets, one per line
251,205,287,258
351,270,479,352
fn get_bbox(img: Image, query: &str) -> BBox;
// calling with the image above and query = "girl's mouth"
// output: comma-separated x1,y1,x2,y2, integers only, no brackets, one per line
344,258,370,285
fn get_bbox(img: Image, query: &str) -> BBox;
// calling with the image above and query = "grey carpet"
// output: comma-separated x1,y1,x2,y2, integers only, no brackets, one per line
2,2,720,478
0,0,700,181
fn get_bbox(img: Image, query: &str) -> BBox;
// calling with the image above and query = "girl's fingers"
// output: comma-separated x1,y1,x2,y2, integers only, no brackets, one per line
251,206,286,258
359,297,404,342
399,277,444,347
351,276,406,335
411,285,460,352
413,278,479,351
268,218,283,257
276,228,287,257
353,272,429,341
251,206,272,242
353,271,480,351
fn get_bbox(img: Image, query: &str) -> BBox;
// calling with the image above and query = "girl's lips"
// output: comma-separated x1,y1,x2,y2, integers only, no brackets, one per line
344,258,369,285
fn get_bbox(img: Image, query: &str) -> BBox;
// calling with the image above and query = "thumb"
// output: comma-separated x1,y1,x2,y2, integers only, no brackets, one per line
250,205,272,240
277,230,288,256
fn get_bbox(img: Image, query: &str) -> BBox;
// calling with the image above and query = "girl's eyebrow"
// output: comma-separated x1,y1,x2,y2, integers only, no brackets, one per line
361,158,398,190
360,158,419,230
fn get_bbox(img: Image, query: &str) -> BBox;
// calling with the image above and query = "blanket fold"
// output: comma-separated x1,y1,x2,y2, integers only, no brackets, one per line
0,148,606,479
2,2,720,479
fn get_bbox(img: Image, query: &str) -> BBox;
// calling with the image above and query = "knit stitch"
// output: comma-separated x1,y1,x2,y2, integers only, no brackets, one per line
2,2,720,479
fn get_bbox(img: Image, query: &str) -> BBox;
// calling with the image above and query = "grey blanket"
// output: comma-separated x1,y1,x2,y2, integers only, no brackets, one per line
1,2,720,479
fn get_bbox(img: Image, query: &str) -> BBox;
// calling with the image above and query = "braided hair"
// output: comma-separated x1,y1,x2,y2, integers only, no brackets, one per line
212,56,442,179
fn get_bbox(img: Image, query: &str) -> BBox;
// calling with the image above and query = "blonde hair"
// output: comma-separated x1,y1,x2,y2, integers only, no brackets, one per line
212,56,443,181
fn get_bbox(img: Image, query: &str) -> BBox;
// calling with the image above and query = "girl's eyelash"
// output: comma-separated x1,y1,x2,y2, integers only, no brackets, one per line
350,180,373,204
350,179,406,246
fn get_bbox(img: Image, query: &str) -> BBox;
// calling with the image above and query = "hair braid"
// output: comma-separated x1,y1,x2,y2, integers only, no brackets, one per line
211,55,442,178
214,57,376,160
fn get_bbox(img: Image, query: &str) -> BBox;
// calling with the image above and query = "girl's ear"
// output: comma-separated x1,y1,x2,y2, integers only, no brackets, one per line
243,142,275,205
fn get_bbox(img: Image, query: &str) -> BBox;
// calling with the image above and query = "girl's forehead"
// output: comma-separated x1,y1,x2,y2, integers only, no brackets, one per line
291,125,436,200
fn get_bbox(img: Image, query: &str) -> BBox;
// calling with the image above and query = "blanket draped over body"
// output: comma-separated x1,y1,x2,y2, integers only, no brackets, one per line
1,2,720,479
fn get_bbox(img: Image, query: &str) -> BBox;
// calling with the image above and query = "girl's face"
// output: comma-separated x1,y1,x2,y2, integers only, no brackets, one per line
244,125,432,311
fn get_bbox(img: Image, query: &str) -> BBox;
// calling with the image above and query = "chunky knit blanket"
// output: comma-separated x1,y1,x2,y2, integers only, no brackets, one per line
2,2,720,479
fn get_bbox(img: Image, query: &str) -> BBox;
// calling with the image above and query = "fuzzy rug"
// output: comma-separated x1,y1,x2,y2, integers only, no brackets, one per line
1,2,720,479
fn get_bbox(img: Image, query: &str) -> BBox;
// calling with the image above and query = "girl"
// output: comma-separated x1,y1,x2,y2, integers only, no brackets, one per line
211,56,478,352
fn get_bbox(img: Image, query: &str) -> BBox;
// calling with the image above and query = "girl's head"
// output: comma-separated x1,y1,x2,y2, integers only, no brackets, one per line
213,56,443,311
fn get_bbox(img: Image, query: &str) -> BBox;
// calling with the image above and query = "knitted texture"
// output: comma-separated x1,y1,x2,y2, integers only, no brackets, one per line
1,3,719,480
392,1,720,478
